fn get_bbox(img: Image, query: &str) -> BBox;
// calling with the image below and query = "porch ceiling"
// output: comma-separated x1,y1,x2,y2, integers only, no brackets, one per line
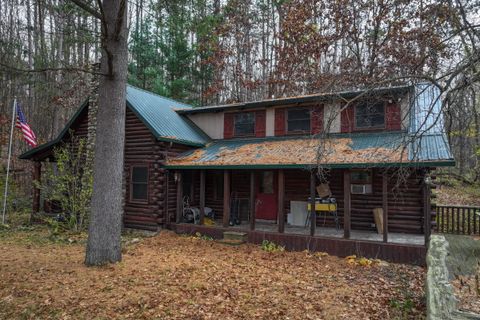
165,132,455,169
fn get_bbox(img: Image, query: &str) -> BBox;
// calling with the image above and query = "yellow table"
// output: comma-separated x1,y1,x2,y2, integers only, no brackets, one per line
306,202,339,230
307,203,337,212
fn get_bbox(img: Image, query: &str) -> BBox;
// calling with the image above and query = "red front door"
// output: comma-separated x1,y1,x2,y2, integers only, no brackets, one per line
255,171,277,220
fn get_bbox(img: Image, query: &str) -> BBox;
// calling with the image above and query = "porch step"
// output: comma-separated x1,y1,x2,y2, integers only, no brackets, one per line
217,231,247,246
223,231,248,242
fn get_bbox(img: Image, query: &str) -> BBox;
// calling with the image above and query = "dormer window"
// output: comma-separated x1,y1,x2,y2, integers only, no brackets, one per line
234,112,255,136
287,107,311,133
355,103,385,129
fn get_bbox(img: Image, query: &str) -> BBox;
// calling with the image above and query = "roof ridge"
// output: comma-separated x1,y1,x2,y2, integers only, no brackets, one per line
126,84,192,109
180,84,414,113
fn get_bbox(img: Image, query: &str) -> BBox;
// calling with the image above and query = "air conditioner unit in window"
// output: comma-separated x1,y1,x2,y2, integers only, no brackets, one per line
351,184,372,194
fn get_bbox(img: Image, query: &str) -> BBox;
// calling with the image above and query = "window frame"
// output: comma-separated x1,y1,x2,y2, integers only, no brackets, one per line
286,107,311,134
350,169,373,184
354,102,386,130
233,111,256,137
130,165,149,203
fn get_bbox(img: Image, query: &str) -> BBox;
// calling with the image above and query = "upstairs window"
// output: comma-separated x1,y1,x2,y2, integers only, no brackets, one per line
287,108,311,133
131,166,148,202
234,112,255,136
355,103,385,129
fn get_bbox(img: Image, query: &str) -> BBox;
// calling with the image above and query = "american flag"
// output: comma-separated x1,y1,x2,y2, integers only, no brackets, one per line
15,103,37,148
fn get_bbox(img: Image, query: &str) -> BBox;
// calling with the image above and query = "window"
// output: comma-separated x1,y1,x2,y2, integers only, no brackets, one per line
131,166,148,202
260,171,274,194
287,108,311,133
355,103,385,129
351,169,372,184
350,169,372,194
234,112,255,136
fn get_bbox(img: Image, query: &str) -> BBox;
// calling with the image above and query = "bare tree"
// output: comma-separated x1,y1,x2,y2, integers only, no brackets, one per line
69,0,129,265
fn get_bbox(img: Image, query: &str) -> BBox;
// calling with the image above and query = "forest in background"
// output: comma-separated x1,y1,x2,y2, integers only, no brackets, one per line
1,0,480,183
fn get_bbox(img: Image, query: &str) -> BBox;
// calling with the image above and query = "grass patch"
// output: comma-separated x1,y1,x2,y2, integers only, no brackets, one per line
261,240,285,252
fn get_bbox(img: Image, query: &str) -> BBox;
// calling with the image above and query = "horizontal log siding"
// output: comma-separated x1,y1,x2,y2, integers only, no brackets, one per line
124,108,194,231
124,108,160,231
284,168,425,234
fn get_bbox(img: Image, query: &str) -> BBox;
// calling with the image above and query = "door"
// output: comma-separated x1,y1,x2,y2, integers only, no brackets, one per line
255,171,277,220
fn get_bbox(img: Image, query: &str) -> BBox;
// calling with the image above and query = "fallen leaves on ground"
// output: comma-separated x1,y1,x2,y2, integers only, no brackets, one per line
451,274,480,314
435,185,480,207
0,229,425,319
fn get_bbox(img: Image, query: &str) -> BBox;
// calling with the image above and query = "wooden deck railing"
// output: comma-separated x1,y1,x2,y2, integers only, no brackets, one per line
435,205,480,235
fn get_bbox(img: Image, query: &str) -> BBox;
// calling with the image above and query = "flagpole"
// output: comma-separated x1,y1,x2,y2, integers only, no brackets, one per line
2,98,16,224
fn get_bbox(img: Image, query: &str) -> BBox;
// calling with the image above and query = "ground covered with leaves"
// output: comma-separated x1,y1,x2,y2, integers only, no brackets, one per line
452,274,480,314
446,234,480,315
0,227,425,319
435,184,480,207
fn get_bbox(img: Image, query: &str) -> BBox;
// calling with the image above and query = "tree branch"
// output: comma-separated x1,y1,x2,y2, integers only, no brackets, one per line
0,62,107,76
96,0,109,35
114,0,127,41
69,0,102,20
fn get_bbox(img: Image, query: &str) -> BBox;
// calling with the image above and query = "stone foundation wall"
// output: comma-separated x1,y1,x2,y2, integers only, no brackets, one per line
426,235,480,320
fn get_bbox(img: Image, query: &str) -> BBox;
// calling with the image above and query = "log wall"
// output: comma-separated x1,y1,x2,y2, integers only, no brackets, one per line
123,108,193,231
284,168,426,234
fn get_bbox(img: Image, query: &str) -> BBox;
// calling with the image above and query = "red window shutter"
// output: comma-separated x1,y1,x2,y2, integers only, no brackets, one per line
274,108,286,136
311,105,324,134
386,102,401,130
224,113,234,139
340,105,354,133
255,110,266,138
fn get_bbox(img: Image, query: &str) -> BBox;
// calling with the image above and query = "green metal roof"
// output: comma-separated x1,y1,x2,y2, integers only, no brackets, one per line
19,85,210,160
179,84,412,114
165,132,455,169
126,85,209,146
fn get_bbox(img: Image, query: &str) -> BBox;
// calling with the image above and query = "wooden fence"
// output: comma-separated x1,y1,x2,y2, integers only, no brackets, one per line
435,205,480,235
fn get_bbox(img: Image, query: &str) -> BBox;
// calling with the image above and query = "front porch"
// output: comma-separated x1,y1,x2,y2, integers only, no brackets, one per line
167,167,431,265
196,221,424,245
172,223,426,265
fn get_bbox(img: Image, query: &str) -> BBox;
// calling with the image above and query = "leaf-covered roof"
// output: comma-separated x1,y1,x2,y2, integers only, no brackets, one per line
165,132,454,169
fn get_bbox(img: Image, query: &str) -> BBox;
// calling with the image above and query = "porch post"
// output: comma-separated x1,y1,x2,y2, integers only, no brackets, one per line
343,169,351,239
310,170,316,237
382,171,388,243
175,171,183,223
32,161,41,215
223,170,230,227
199,170,205,225
249,171,255,231
423,170,432,245
278,169,285,233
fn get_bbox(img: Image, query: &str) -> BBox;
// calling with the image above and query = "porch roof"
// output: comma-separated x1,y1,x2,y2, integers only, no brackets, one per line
165,132,455,169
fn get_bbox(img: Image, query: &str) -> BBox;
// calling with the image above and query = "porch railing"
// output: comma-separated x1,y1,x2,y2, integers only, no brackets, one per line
435,205,480,235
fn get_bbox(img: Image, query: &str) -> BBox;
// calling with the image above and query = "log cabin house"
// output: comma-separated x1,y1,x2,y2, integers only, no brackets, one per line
20,83,454,265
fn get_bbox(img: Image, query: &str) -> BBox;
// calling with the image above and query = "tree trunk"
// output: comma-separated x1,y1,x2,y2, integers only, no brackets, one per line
85,0,128,266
